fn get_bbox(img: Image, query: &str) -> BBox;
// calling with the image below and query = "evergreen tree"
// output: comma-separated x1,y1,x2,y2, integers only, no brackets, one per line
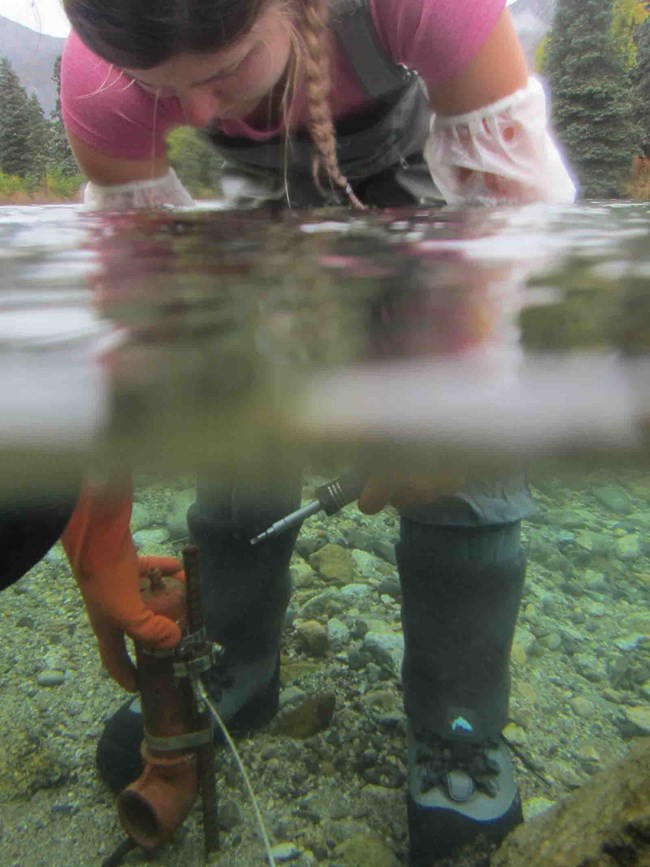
0,57,32,177
546,0,641,198
26,93,49,184
631,17,650,158
48,56,80,176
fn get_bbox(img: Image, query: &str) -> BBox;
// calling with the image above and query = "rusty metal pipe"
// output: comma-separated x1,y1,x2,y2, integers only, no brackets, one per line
117,752,197,850
116,573,200,852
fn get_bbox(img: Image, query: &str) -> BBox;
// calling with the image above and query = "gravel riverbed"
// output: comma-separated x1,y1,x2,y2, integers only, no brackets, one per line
1,467,648,867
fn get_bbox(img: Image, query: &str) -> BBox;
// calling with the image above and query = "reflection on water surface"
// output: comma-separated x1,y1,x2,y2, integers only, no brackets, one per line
0,202,649,485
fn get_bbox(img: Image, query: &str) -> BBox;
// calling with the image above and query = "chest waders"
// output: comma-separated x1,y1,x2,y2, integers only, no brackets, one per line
98,6,531,862
206,0,439,207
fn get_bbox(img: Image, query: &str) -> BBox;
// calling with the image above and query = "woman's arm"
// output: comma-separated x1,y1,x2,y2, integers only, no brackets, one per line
62,30,191,208
428,9,528,117
68,131,194,208
68,131,170,185
424,8,576,205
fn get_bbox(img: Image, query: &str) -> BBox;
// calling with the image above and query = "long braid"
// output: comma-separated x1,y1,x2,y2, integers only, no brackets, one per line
301,0,365,209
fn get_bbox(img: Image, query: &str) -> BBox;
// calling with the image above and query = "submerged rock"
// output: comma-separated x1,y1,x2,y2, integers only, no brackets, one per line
164,488,194,539
362,631,404,677
334,832,400,867
36,670,65,687
592,485,633,516
272,692,336,739
492,739,650,867
295,620,329,657
270,841,302,862
0,726,70,798
622,706,650,736
309,543,354,586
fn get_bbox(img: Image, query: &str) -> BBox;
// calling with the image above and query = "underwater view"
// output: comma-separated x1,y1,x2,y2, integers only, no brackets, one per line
0,201,649,867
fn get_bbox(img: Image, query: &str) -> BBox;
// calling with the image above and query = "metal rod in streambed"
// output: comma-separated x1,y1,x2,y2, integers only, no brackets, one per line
182,544,220,856
101,837,137,867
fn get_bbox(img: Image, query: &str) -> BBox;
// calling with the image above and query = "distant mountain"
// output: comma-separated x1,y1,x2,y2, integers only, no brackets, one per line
509,0,557,67
0,16,65,114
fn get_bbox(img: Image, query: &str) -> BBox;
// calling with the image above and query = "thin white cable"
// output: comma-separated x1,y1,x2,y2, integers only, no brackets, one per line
202,687,277,867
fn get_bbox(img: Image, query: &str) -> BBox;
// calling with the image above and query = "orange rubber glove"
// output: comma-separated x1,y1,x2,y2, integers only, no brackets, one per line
62,481,185,692
358,470,465,515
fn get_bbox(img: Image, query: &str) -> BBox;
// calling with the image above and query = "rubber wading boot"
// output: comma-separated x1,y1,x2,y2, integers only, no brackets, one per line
96,481,301,794
396,520,527,867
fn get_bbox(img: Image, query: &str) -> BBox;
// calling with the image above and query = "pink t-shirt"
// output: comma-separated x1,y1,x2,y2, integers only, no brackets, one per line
61,0,505,160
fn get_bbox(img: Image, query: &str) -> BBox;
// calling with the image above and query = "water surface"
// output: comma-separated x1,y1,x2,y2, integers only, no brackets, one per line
1,201,649,490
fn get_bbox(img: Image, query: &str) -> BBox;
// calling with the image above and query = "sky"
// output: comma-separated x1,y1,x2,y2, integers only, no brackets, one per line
0,0,522,39
0,0,71,38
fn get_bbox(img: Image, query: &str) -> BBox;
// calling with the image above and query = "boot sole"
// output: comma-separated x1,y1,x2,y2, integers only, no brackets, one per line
407,789,523,867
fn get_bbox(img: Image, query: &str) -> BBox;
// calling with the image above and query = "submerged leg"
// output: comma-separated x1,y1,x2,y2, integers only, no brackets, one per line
398,482,531,866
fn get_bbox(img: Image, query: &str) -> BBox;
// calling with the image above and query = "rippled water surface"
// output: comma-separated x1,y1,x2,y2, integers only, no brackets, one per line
1,201,649,489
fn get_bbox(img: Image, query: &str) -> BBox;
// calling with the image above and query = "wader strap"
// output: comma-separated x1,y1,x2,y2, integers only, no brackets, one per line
208,77,429,180
205,0,431,197
332,0,411,98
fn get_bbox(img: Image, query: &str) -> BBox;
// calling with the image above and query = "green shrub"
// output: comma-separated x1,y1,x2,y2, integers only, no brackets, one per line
46,168,85,199
0,167,85,202
167,126,223,198
0,170,23,197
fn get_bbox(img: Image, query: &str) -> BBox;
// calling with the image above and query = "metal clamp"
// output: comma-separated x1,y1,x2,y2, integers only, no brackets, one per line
177,626,208,655
140,645,177,659
144,726,213,753
173,653,214,679
173,641,224,677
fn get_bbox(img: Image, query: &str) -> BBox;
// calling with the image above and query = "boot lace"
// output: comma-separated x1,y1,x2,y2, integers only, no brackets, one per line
416,733,501,799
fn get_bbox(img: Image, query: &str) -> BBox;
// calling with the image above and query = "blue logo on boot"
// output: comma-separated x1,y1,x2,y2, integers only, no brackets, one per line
450,716,473,734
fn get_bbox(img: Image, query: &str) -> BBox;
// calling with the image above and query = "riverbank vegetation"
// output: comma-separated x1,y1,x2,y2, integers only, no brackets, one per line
544,0,650,198
0,56,84,204
0,54,222,205
0,126,221,205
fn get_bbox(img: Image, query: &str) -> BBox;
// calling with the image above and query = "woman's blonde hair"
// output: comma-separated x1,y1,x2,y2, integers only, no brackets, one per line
299,0,363,206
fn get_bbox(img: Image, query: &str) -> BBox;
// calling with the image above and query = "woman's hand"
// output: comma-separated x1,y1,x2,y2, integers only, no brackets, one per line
62,483,185,691
358,471,465,514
